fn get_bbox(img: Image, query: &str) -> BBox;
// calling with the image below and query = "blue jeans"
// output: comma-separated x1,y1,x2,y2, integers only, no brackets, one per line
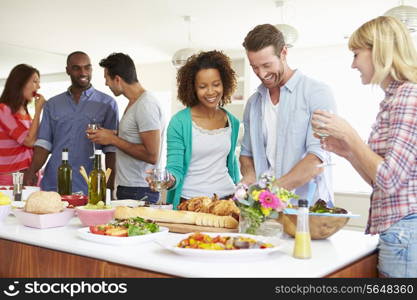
116,185,160,204
377,214,417,278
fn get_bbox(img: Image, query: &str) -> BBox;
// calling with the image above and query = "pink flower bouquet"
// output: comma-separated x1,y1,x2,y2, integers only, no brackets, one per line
234,173,299,234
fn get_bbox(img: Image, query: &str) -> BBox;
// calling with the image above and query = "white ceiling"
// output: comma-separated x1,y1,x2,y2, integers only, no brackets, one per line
0,0,413,78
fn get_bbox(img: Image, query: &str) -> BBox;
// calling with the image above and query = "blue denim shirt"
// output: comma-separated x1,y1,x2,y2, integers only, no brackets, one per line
35,86,119,194
240,70,336,204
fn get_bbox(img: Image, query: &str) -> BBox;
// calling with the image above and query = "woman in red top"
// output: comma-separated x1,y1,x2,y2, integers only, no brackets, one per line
0,64,45,185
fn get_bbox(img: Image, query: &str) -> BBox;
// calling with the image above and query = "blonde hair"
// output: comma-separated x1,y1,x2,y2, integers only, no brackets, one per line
348,16,417,84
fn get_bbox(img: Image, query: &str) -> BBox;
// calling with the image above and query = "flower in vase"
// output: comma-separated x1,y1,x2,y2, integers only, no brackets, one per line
251,190,261,201
260,206,272,217
259,190,279,209
234,172,299,235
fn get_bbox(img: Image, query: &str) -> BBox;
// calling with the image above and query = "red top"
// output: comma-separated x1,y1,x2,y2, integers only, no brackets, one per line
0,103,33,173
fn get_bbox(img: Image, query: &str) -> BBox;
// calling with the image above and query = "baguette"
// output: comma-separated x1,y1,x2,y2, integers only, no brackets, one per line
114,206,238,229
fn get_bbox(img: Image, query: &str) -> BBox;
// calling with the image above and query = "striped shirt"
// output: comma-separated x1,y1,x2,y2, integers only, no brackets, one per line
0,103,33,173
367,80,417,234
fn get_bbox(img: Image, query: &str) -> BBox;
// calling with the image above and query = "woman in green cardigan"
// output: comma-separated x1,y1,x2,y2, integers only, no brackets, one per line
164,50,240,209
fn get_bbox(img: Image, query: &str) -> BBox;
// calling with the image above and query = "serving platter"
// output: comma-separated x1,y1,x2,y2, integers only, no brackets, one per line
283,208,360,218
155,232,284,259
77,226,169,245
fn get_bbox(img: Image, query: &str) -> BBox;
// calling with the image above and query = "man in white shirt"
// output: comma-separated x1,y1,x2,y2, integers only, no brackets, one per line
87,53,165,203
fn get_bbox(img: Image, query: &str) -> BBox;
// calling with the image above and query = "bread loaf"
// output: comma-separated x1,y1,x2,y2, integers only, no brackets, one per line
25,191,65,214
114,206,238,229
178,195,240,220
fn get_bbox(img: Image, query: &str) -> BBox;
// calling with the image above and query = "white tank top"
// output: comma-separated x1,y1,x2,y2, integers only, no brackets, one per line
181,119,235,199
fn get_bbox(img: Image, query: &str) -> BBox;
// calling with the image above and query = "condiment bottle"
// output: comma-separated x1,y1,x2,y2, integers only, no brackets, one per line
293,199,312,259
88,150,106,205
12,172,23,201
57,148,72,195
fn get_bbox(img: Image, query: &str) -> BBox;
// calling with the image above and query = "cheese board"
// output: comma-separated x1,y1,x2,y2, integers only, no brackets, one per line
155,222,238,233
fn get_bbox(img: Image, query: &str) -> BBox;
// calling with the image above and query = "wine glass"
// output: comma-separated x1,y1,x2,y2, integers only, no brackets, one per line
313,109,334,139
151,168,171,192
87,123,99,159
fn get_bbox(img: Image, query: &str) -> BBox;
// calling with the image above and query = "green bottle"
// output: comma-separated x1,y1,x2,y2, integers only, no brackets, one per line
88,150,106,205
57,148,72,195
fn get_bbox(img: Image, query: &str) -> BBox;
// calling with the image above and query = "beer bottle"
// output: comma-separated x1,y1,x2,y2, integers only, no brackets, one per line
57,148,72,195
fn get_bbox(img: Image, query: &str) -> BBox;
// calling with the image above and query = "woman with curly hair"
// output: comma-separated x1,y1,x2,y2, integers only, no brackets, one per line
160,50,240,209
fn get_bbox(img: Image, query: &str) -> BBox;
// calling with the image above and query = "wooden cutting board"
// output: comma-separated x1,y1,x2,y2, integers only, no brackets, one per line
156,222,238,233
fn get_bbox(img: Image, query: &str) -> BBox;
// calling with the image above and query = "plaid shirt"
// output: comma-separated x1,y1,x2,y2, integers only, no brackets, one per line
367,80,417,234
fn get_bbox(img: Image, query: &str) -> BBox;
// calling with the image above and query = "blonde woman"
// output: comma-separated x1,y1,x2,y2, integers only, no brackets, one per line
312,16,417,277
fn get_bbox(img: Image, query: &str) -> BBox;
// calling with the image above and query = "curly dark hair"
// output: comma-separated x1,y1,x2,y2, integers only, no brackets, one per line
176,50,237,107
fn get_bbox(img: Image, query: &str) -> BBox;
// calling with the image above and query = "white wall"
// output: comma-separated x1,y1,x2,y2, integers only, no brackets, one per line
334,192,370,231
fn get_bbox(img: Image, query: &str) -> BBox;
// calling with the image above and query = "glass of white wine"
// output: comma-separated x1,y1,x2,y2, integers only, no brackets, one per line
313,109,334,139
151,168,171,192
87,123,100,159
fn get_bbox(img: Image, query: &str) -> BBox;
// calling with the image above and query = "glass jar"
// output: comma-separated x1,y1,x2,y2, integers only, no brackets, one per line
239,213,283,238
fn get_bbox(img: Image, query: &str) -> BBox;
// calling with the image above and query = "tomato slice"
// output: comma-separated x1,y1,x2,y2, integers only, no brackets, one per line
89,225,106,235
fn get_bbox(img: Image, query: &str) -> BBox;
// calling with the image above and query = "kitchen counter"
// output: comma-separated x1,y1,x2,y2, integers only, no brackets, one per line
0,214,379,278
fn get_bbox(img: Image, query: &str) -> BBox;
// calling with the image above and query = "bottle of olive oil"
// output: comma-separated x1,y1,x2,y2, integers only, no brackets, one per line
57,148,72,195
88,150,106,205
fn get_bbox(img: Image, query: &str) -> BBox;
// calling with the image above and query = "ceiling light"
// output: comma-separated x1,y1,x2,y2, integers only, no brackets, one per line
171,16,198,68
274,0,298,47
384,1,417,33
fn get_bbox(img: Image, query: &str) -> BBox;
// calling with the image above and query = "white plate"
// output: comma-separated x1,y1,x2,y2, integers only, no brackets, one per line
155,232,284,259
77,226,169,245
110,200,145,207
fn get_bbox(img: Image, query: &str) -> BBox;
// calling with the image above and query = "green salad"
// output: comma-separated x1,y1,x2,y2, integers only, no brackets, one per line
309,199,348,214
111,217,160,235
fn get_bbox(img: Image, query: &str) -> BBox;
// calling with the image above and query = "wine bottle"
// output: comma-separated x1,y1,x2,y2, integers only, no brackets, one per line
88,150,106,205
57,148,72,195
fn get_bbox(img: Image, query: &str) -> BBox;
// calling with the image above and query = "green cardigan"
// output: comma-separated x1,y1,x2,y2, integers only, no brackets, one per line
166,107,241,209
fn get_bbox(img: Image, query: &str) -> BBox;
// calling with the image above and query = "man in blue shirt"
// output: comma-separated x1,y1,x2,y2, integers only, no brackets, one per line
24,51,119,196
240,24,336,204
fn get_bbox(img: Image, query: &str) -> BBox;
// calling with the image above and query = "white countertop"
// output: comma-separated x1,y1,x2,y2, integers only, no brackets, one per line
0,214,378,278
